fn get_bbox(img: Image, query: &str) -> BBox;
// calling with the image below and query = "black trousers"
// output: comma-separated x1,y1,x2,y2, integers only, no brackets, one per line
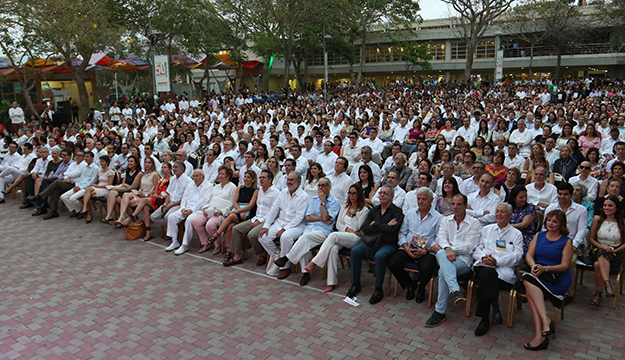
474,266,513,317
387,250,437,293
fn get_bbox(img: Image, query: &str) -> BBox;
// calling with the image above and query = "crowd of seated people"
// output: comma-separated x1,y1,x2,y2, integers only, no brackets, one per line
1,77,625,350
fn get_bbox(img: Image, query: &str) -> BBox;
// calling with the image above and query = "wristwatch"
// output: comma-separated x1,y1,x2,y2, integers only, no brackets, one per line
320,202,326,206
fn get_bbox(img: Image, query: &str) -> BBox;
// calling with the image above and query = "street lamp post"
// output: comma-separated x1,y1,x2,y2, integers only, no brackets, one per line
148,22,162,97
323,25,332,100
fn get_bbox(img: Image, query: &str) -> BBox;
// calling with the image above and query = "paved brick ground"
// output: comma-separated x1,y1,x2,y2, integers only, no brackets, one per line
1,201,624,359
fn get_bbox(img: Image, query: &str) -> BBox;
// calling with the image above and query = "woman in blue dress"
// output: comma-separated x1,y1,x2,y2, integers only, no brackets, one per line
521,209,574,351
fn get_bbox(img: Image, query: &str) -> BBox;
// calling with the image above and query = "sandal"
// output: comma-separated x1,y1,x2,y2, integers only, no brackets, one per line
256,253,268,266
143,227,153,242
605,281,615,297
121,216,135,227
206,232,221,254
223,251,234,263
590,291,603,306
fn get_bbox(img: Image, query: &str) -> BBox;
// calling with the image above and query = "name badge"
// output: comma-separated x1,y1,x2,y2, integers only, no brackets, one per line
496,239,506,251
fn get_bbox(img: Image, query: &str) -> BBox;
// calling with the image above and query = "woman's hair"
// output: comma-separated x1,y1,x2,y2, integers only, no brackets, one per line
200,134,210,146
219,164,234,180
442,177,460,198
440,149,453,162
586,147,600,162
257,143,269,161
274,146,286,161
99,155,111,165
127,155,140,173
346,183,366,210
508,185,528,210
597,195,625,242
492,150,506,164
611,161,625,173
243,170,258,189
463,150,476,163
307,162,326,183
507,167,521,181
545,209,570,236
483,142,494,154
161,162,172,172
144,156,156,173
358,164,375,196
418,158,433,172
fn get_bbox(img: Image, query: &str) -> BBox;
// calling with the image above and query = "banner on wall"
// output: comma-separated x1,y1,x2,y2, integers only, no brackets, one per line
154,55,171,92
495,50,504,80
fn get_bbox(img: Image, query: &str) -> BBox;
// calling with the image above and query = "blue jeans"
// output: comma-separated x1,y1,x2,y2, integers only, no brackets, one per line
350,243,396,289
434,250,471,314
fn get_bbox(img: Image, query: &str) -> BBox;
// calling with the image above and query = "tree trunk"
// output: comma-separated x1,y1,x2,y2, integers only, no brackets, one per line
283,43,292,88
464,40,476,81
555,46,562,79
22,81,38,119
304,60,309,92
75,69,90,121
355,31,367,89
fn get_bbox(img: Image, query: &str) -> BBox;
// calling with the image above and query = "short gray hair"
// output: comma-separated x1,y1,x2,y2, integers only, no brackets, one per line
361,145,372,155
287,171,302,184
395,153,407,161
571,181,588,199
498,202,513,214
380,184,394,196
320,176,331,188
416,186,434,200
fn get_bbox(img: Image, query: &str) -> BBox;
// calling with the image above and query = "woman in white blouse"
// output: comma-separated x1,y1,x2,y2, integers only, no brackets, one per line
304,163,325,199
303,183,370,292
191,166,237,255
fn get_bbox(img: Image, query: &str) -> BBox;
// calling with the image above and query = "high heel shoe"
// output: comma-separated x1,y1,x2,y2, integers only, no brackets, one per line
121,216,135,227
85,217,92,224
206,232,221,255
143,227,153,241
524,336,549,351
541,319,555,337
605,280,615,297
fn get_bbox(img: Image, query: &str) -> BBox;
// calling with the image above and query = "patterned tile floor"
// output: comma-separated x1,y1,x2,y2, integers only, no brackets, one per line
0,201,624,359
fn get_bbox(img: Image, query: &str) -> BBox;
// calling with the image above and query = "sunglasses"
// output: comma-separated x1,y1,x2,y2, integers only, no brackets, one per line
579,166,591,170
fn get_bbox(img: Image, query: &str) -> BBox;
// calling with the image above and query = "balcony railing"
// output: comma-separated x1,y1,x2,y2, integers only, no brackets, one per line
502,43,625,58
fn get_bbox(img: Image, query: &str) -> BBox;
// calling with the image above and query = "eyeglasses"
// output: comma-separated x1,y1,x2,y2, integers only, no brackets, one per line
348,192,358,196
579,166,591,170
378,191,392,196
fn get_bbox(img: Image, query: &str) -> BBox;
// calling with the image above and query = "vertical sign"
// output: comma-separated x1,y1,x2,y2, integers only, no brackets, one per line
495,50,504,80
154,55,170,92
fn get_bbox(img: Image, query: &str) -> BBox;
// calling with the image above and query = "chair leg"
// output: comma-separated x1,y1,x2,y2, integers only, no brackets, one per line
554,307,559,337
428,277,435,308
573,267,581,297
394,279,399,297
465,280,474,318
506,289,515,327
160,225,165,238
386,270,391,296
614,273,622,310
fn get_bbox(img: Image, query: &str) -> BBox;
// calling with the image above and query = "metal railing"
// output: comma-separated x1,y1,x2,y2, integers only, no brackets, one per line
502,43,625,58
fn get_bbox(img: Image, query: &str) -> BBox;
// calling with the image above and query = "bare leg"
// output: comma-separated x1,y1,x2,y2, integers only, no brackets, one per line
216,213,239,238
34,178,42,195
4,173,26,192
523,279,550,346
131,198,152,217
105,191,118,220
225,223,236,249
597,255,610,283
82,187,95,213
117,193,134,222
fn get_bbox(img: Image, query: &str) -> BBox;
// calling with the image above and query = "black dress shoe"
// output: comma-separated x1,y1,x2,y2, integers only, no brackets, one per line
273,256,288,268
43,211,59,220
299,273,311,286
474,318,490,336
32,208,48,216
405,285,416,301
369,288,384,304
25,195,40,202
491,313,503,325
20,202,34,209
415,290,426,304
0,199,5,204
346,283,361,298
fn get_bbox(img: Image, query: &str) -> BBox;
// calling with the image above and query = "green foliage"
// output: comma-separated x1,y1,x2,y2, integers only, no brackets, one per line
392,41,433,70
0,100,12,125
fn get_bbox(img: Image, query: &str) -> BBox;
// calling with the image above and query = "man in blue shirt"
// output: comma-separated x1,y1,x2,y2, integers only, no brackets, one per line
274,177,340,286
387,187,442,304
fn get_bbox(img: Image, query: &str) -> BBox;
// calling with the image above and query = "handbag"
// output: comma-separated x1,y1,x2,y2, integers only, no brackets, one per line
360,232,379,247
125,220,146,240
539,271,562,284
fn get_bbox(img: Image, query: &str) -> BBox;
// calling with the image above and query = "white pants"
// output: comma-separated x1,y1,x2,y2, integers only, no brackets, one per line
258,223,306,270
286,230,327,273
311,232,361,286
0,167,23,199
61,188,86,213
166,209,195,244
150,205,180,225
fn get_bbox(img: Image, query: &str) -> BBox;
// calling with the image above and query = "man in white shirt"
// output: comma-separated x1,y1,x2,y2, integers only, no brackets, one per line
371,170,406,208
164,169,213,251
316,141,339,175
425,193,481,327
109,101,122,124
237,151,262,185
600,129,622,156
258,172,310,279
466,173,500,226
453,117,477,146
174,149,194,179
301,136,319,165
228,170,280,266
504,144,525,170
526,166,558,210
360,128,384,155
150,161,192,226
472,203,524,336
544,138,559,171
327,157,351,204
201,149,220,183
350,146,382,184
0,143,35,203
93,140,107,165
121,104,133,120
569,161,599,201
8,102,24,133
509,120,533,157
189,96,199,108
460,162,485,196
0,142,22,172
290,144,309,177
